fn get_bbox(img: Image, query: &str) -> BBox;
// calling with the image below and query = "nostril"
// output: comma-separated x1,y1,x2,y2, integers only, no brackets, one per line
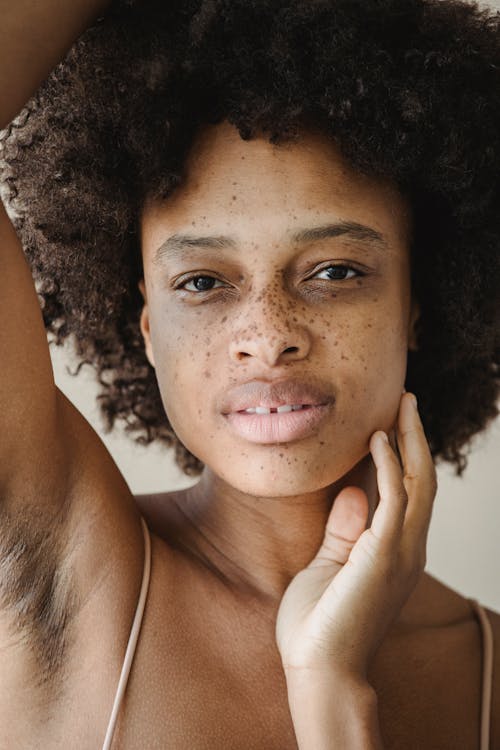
284,346,299,354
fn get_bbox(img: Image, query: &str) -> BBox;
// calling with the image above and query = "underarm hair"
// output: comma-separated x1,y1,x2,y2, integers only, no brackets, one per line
0,497,78,695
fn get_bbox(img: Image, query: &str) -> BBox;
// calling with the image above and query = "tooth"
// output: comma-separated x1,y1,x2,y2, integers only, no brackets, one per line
244,407,257,414
256,406,271,414
277,405,293,413
292,404,304,411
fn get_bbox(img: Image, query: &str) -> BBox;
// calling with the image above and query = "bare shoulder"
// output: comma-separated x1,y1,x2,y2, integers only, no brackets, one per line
483,604,500,749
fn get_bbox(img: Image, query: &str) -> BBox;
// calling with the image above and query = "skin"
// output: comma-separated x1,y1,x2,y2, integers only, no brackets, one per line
138,119,421,617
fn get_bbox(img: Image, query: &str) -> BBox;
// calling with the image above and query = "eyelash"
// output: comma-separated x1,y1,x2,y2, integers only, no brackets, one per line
175,264,363,293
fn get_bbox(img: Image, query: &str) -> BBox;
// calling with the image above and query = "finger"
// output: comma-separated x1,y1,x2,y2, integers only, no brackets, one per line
368,430,408,547
310,487,369,568
396,393,438,540
388,427,403,469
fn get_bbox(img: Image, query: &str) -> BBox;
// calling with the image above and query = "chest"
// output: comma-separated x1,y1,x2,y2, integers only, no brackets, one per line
105,557,484,750
110,650,482,750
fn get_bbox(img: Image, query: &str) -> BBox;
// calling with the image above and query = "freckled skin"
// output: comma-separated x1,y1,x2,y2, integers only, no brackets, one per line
138,119,419,501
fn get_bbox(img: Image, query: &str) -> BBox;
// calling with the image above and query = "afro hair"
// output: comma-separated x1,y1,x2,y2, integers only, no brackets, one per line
1,0,499,476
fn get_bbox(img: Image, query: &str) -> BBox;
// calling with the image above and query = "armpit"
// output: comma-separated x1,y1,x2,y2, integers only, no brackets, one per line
0,497,78,695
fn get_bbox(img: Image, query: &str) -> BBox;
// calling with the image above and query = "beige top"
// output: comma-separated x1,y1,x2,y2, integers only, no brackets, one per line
101,518,494,749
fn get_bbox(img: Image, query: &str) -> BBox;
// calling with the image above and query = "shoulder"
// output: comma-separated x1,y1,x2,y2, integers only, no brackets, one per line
482,604,500,749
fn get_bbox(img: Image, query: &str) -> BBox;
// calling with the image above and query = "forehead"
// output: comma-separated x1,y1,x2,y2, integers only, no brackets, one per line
141,119,411,255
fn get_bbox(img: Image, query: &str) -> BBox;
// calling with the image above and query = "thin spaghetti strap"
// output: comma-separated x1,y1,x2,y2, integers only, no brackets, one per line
102,516,152,750
469,598,494,750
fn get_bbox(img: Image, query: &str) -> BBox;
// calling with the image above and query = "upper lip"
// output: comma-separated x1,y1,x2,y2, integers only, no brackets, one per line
220,377,335,414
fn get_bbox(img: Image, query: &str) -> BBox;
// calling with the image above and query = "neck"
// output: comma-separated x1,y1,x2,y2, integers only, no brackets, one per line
173,453,380,603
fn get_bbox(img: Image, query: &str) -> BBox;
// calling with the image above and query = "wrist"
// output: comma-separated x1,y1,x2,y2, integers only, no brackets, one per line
285,669,384,750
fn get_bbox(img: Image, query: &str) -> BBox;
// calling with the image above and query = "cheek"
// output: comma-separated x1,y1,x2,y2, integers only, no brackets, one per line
150,313,217,440
336,303,409,428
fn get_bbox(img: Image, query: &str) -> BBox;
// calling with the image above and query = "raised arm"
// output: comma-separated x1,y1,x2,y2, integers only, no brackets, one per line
0,0,114,499
1,0,110,131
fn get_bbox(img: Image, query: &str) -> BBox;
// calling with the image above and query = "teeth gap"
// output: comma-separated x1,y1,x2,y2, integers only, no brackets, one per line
241,404,310,414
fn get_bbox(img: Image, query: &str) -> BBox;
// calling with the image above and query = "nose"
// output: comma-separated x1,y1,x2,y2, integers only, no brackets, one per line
229,299,312,367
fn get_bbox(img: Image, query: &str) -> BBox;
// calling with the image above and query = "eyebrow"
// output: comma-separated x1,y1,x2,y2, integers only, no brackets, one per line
152,220,387,267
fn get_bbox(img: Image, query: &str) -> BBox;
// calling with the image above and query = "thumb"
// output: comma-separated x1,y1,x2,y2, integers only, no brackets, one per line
309,487,369,568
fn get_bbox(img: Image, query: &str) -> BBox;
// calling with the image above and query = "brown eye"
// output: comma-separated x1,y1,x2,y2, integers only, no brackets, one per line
314,265,360,281
181,275,224,292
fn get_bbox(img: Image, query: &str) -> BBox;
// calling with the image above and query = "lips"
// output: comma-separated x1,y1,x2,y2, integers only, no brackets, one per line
220,377,335,414
219,378,335,443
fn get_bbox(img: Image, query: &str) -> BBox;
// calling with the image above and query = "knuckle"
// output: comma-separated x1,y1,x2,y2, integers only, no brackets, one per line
399,424,421,440
396,486,409,505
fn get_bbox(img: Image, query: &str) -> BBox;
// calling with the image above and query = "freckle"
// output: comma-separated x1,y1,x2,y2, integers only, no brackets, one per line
221,316,227,323
279,453,283,458
206,352,211,358
203,370,211,378
232,195,237,200
260,465,263,470
356,279,363,286
334,340,339,346
319,441,325,446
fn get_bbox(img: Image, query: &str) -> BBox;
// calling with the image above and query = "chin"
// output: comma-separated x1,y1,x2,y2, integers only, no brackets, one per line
207,452,356,497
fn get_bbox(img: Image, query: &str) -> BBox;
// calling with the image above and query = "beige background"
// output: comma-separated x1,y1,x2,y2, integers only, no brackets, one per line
47,0,499,614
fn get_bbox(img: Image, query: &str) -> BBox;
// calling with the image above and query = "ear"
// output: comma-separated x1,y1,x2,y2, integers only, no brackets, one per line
138,279,156,368
408,298,420,352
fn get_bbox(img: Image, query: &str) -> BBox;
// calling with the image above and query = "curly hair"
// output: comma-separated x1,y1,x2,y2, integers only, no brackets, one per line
0,0,499,477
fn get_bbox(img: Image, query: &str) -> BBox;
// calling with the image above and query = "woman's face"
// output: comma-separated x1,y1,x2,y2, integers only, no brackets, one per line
139,120,418,496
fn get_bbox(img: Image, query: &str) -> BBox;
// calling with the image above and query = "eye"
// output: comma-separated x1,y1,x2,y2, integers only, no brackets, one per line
178,275,225,292
312,264,361,281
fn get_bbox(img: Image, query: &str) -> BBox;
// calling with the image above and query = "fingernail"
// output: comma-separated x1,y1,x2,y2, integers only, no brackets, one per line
379,431,389,444
410,393,418,409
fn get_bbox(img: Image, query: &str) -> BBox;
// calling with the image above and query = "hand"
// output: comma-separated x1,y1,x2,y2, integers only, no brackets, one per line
275,391,437,681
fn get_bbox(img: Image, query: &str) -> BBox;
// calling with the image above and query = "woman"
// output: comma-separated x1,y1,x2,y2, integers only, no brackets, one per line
0,0,498,747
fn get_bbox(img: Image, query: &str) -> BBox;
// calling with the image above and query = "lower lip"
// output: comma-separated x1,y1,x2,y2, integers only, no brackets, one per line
223,404,333,444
